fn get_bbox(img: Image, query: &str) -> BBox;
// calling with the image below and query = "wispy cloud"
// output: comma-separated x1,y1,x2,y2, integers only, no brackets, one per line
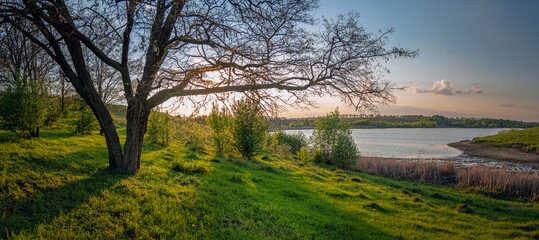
413,79,483,96
465,84,483,94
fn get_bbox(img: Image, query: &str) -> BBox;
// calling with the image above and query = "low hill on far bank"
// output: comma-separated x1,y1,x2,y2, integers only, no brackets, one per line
473,127,539,153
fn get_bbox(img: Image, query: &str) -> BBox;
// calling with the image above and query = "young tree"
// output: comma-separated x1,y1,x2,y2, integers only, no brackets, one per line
73,101,98,135
146,111,172,146
0,75,46,137
330,134,359,169
207,104,229,154
0,23,51,137
311,108,359,168
311,109,350,160
231,99,267,160
1,0,416,172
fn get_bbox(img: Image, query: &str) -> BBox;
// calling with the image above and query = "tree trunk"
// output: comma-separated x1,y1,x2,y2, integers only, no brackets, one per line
122,102,150,172
60,77,65,113
84,94,125,169
60,35,125,170
99,112,124,169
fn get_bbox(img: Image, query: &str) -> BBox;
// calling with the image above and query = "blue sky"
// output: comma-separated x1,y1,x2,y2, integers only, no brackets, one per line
283,0,539,121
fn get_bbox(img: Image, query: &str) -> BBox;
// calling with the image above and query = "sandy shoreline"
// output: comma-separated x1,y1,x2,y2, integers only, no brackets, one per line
447,140,539,163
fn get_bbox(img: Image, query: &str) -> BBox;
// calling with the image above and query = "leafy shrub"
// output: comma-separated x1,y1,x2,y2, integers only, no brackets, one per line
312,150,325,164
207,104,230,154
0,75,46,137
43,98,62,127
273,131,308,154
74,102,98,135
272,143,292,159
230,99,267,160
146,111,172,146
296,147,313,164
330,134,359,169
311,108,350,161
311,108,359,168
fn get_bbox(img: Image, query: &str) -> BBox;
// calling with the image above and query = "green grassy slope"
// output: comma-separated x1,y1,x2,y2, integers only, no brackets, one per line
0,130,538,239
474,127,539,152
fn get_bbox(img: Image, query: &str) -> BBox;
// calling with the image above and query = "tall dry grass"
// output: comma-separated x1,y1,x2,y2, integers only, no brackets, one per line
457,167,538,200
352,157,539,201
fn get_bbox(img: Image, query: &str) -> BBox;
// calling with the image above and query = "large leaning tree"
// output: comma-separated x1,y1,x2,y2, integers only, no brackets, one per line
0,0,416,172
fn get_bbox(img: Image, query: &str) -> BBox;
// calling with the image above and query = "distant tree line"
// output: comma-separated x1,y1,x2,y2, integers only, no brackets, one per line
272,114,538,129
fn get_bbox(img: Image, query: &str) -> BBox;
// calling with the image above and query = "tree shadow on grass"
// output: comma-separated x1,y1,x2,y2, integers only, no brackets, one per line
0,131,18,143
199,158,400,239
38,131,78,140
1,165,129,238
0,131,77,143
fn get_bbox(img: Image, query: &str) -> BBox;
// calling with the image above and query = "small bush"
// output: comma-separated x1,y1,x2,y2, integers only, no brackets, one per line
207,104,231,154
330,134,359,169
296,147,313,164
146,111,172,146
74,103,98,135
311,108,350,160
0,75,47,138
271,143,292,159
273,131,308,155
310,108,360,169
312,150,325,164
230,99,267,160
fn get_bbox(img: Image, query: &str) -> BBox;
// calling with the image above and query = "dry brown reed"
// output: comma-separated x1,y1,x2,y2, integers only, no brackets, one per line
352,157,539,201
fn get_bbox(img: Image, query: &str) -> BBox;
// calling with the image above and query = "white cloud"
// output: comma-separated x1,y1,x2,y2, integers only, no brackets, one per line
413,79,455,95
413,79,483,96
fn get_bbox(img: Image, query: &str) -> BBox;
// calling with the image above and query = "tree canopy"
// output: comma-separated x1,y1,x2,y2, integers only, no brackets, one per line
0,0,416,172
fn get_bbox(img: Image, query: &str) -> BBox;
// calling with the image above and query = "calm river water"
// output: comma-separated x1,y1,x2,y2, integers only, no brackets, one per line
284,128,536,172
285,128,503,159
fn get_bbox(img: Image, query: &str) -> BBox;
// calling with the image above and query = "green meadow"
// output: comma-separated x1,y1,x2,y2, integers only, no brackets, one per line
474,127,539,152
1,126,538,239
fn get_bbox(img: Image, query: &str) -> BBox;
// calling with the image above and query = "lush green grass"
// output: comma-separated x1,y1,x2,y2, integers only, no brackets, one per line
474,127,539,152
1,129,538,239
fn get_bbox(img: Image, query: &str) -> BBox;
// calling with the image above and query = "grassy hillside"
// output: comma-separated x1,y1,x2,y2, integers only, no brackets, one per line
474,127,539,152
1,128,538,239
